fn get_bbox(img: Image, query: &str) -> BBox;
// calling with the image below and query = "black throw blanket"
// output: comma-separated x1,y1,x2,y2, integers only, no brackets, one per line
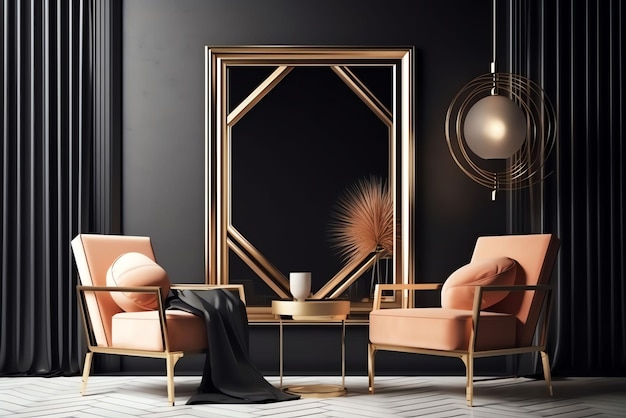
166,288,300,404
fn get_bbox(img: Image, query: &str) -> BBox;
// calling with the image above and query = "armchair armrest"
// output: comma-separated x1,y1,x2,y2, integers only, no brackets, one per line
373,283,442,309
170,284,246,304
77,285,165,305
78,285,162,292
77,285,165,309
475,284,554,294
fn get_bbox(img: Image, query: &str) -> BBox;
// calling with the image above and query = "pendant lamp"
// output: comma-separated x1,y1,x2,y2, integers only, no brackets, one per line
445,0,557,199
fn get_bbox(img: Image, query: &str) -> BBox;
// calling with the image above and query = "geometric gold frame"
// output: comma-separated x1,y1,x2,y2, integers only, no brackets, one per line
205,46,415,316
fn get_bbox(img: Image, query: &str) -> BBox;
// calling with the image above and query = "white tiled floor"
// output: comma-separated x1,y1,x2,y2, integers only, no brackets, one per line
1,375,625,417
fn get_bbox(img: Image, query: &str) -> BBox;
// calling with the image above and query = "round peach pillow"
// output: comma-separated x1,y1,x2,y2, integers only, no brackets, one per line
106,252,170,312
441,257,517,310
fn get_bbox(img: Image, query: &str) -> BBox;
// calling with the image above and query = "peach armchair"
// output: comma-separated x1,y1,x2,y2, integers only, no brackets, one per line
368,233,560,406
71,233,245,405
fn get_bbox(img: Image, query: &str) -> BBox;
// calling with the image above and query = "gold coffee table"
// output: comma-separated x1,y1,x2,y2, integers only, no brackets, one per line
271,299,351,398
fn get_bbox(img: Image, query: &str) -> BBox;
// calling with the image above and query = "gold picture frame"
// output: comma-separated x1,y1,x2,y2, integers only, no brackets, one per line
205,46,415,317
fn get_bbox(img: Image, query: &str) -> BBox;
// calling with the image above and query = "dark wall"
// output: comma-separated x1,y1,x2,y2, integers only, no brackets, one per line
120,0,509,375
121,0,505,287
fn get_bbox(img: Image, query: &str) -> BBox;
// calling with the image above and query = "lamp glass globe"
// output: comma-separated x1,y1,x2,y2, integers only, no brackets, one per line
463,95,527,159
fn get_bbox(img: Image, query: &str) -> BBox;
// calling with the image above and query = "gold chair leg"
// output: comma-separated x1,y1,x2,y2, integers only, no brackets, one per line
540,351,553,396
461,354,474,407
80,352,93,396
166,353,183,406
368,343,375,393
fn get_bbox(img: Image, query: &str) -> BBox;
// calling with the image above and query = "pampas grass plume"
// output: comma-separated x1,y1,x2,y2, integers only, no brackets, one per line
329,176,394,265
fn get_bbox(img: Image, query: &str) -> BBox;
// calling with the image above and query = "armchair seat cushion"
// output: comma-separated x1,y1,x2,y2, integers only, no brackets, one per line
369,308,516,351
112,310,207,352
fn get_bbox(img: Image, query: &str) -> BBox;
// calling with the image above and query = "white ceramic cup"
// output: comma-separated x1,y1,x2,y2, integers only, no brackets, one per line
289,272,311,301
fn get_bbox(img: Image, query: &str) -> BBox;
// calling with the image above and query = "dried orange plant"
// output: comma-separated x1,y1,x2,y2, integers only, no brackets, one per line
329,176,394,266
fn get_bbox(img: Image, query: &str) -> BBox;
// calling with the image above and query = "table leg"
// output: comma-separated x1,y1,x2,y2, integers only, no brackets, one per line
279,318,283,387
341,319,346,389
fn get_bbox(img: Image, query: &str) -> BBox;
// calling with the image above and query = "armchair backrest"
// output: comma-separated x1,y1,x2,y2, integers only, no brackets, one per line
71,234,156,347
470,234,560,346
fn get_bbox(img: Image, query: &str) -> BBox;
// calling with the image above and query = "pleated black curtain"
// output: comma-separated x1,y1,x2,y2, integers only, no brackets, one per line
0,0,119,375
508,0,626,375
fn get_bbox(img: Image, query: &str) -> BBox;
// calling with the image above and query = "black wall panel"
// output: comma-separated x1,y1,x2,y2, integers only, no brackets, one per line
119,0,510,375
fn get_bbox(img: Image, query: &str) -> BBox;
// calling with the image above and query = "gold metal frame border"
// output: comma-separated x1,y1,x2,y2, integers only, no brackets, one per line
205,46,415,311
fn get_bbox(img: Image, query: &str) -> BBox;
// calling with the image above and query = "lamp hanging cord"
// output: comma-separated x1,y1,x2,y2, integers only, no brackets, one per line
491,0,497,92
492,0,497,70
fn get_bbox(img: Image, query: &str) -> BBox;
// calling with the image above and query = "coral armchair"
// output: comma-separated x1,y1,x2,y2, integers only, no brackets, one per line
71,233,245,405
368,233,560,406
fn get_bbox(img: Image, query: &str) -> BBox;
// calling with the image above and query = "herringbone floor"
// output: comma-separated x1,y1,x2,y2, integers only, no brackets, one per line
1,375,625,417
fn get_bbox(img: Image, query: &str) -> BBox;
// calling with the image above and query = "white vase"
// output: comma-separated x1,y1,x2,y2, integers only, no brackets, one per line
289,272,311,301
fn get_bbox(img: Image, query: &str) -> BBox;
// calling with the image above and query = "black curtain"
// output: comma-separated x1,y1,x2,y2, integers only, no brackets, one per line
0,0,120,375
508,0,626,375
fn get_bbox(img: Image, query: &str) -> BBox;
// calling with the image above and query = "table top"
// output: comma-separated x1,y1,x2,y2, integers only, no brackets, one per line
271,299,350,320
